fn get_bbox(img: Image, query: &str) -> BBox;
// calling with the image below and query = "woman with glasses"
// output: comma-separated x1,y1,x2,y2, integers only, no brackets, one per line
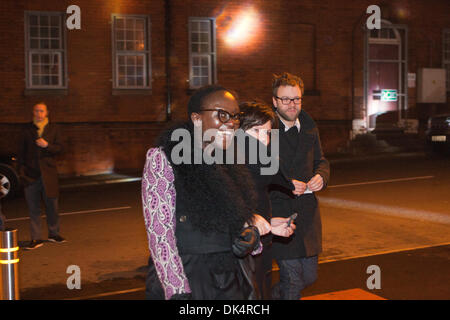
141,85,276,300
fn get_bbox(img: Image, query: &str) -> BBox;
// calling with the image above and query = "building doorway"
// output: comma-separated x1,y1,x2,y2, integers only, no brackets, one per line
364,20,408,131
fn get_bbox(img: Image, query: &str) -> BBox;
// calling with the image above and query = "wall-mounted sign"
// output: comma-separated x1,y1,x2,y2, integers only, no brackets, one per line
408,73,416,88
381,89,398,101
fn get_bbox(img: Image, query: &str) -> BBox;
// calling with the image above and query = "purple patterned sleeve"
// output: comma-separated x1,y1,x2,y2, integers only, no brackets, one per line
142,147,191,299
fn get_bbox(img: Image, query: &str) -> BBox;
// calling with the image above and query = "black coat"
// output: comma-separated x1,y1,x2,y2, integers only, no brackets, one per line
269,110,330,260
18,122,63,198
243,134,294,219
243,133,294,246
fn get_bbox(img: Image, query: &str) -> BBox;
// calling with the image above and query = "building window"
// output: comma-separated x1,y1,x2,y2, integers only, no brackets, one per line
189,18,216,89
443,29,450,92
112,15,151,89
25,12,67,88
370,28,397,41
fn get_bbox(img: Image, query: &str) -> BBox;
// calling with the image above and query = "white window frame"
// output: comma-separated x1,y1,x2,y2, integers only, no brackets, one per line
24,11,67,89
443,29,450,92
188,17,217,89
111,14,151,90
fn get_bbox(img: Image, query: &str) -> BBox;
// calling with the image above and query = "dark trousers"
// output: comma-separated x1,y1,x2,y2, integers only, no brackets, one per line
24,177,60,240
274,255,318,300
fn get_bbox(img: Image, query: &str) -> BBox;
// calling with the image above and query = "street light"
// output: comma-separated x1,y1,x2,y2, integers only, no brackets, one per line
224,8,260,47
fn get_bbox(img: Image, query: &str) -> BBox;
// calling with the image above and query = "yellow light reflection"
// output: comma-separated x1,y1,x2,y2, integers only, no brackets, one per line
0,259,20,264
0,247,19,253
224,91,235,100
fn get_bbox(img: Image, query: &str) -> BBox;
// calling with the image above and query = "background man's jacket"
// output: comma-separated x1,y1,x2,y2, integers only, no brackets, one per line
270,110,330,260
18,122,63,198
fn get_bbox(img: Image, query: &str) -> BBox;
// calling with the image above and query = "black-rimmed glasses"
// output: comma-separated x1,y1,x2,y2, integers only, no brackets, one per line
274,96,303,105
201,109,242,123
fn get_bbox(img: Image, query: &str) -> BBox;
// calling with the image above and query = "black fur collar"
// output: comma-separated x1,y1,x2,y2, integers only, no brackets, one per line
157,122,257,236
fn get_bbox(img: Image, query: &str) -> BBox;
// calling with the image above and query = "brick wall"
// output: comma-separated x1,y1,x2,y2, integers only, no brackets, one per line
1,0,449,175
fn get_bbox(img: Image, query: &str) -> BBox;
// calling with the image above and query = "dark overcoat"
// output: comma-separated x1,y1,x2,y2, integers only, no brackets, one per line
18,122,63,198
269,110,330,260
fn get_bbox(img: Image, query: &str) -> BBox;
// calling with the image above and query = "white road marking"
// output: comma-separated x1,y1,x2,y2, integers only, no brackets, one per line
5,206,131,222
317,241,450,264
61,177,141,189
318,196,450,225
328,175,435,188
65,287,145,300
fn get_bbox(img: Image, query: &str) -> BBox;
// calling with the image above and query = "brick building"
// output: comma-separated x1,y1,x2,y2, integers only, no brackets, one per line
0,0,449,176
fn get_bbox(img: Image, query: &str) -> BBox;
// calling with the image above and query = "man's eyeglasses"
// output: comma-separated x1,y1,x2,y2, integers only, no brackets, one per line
274,96,303,105
201,109,242,123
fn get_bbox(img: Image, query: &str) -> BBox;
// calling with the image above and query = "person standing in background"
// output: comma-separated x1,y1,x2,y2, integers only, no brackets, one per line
19,102,66,250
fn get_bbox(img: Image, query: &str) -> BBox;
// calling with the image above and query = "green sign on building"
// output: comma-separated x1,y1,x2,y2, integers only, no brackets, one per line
381,89,398,101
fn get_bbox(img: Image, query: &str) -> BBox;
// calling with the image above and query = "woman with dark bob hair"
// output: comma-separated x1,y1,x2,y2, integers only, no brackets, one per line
141,86,294,300
239,100,299,299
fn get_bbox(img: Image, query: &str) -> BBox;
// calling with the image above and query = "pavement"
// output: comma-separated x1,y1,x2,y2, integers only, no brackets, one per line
18,243,449,300
300,243,450,300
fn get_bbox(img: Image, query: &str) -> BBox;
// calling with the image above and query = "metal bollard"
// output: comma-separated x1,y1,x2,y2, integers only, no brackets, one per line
0,228,20,300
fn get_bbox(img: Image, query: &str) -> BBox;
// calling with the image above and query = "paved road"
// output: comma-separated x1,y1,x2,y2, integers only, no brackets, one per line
2,153,449,300
318,153,450,262
66,244,450,300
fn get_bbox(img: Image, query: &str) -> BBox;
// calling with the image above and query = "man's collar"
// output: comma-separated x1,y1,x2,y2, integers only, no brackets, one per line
278,116,300,132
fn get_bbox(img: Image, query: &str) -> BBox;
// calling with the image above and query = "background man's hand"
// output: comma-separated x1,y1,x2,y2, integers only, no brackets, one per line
307,174,323,192
36,138,48,148
292,179,307,196
271,217,296,237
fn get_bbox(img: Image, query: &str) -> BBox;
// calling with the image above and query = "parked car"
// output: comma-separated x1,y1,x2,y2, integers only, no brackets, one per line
0,154,20,200
425,113,450,155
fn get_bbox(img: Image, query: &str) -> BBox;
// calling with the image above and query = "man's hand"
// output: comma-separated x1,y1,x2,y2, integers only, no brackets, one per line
292,179,307,196
270,217,296,237
36,138,48,148
250,214,271,236
307,174,323,192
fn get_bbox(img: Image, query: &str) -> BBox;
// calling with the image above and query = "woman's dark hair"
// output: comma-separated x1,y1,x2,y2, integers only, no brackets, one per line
239,100,279,131
187,85,238,118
